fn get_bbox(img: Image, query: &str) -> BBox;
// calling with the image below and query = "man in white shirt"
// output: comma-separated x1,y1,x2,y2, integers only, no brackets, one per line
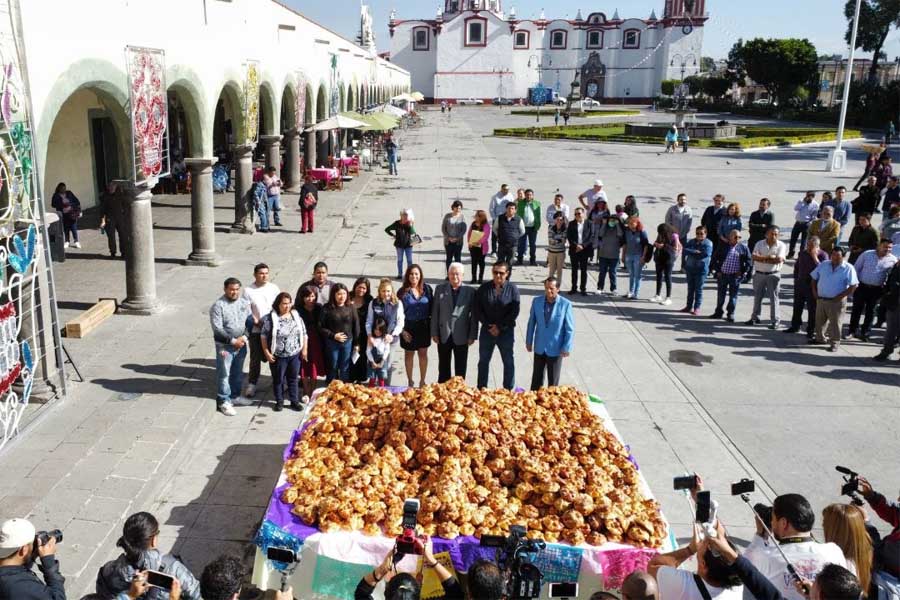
747,225,788,329
578,179,609,210
242,263,281,396
545,193,571,223
648,525,744,600
744,494,847,600
489,183,515,255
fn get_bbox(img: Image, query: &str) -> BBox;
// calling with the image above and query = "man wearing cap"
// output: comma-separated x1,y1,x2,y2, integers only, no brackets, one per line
0,518,66,600
578,179,609,210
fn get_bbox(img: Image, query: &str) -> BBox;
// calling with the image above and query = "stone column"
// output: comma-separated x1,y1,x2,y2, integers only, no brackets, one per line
260,135,282,178
231,144,255,234
305,130,317,169
118,180,161,314
184,157,220,266
284,129,303,191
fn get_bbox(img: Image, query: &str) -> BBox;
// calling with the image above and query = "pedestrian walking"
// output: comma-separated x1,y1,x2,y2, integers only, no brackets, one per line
51,182,82,249
488,183,514,254
260,292,307,411
442,200,467,273
494,202,525,274
242,263,281,398
682,226,713,314
319,283,360,382
785,237,827,339
622,216,651,299
348,277,373,383
566,207,594,295
710,230,751,322
468,210,491,283
296,284,326,401
252,180,269,232
299,180,318,234
398,264,433,387
562,111,570,125
475,261,520,390
209,277,251,416
385,208,417,279
98,182,128,258
810,247,859,352
853,149,879,192
385,135,399,175
431,263,478,383
526,277,574,390
262,166,283,226
854,176,881,218
787,191,820,259
623,195,640,219
746,226,787,329
546,212,568,282
652,223,681,306
679,126,690,152
516,189,541,266
554,109,560,126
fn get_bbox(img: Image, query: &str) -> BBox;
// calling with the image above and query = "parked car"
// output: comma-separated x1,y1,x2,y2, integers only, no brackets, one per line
492,97,514,105
552,97,568,106
457,98,484,105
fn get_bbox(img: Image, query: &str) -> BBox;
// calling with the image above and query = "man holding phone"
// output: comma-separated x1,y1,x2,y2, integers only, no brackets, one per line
0,518,66,600
200,554,293,600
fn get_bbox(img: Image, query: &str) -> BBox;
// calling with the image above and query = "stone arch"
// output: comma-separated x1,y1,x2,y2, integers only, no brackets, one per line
259,80,278,136
167,67,209,158
38,58,131,210
316,84,328,122
347,84,356,112
304,83,315,127
212,80,244,155
280,82,297,132
338,84,346,113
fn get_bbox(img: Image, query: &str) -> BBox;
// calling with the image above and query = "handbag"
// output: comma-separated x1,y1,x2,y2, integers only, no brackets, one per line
302,193,317,209
411,233,423,246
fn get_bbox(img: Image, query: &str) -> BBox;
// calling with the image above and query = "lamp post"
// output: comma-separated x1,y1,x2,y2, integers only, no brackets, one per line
670,53,697,81
827,0,862,171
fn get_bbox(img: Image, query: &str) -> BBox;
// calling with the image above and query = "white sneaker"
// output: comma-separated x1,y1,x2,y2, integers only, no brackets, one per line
232,395,254,406
64,242,70,249
662,298,672,306
218,402,236,416
650,295,661,303
245,383,257,397
73,241,82,249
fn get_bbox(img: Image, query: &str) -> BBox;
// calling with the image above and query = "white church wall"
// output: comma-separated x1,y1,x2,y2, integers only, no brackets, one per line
392,22,438,98
435,12,514,100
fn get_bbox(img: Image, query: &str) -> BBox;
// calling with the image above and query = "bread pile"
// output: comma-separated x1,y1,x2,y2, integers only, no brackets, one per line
281,378,666,548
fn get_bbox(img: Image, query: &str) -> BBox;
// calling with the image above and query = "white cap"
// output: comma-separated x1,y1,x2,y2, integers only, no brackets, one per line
594,179,603,187
0,518,35,558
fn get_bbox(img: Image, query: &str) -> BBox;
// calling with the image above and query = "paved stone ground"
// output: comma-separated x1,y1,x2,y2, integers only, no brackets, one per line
2,107,898,597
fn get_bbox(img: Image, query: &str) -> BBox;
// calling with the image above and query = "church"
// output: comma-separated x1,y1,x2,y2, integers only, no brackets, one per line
389,0,708,103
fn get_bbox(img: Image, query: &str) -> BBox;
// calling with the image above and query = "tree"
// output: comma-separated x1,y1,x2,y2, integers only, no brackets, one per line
844,0,900,83
660,79,678,96
702,77,731,100
740,38,818,105
725,39,747,87
700,56,716,72
684,75,704,96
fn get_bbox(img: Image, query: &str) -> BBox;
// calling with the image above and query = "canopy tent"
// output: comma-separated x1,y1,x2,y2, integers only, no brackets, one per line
358,112,399,132
377,103,407,118
391,92,416,102
306,114,369,131
410,91,425,101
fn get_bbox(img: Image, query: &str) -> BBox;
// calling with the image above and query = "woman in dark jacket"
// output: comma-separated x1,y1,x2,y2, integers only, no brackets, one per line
348,277,372,383
296,284,326,401
318,283,360,382
652,223,680,305
51,182,82,249
385,208,416,279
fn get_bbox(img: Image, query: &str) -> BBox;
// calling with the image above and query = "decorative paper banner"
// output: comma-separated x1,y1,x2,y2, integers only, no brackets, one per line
125,46,169,181
295,72,307,128
329,55,339,117
243,61,260,145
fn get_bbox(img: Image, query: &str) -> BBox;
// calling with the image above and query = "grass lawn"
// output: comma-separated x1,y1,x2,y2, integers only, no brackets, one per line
509,109,640,117
493,124,863,149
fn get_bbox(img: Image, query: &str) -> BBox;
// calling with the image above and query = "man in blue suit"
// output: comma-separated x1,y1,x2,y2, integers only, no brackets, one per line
526,277,575,390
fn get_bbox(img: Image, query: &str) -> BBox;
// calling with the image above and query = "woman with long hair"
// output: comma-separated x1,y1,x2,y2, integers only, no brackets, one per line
296,284,326,400
717,202,743,245
319,283,360,382
468,209,491,284
652,223,680,305
261,292,307,411
51,182,82,249
623,216,650,299
442,200,467,273
398,264,433,387
385,208,416,280
349,278,373,382
366,278,405,382
96,512,200,599
823,503,873,594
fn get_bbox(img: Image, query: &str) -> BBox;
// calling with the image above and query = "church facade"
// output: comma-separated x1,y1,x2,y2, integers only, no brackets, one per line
389,0,708,103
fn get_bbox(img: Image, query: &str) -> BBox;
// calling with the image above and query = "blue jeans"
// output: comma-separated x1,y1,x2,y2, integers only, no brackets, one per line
324,338,353,382
215,343,247,406
270,354,300,404
256,200,269,231
368,364,388,381
63,218,79,243
517,227,538,262
624,254,643,297
477,327,515,390
396,246,413,278
268,194,282,225
715,273,742,316
388,152,398,175
685,268,708,310
597,257,619,291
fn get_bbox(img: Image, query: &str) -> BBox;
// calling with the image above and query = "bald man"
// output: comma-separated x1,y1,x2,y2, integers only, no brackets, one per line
623,571,659,600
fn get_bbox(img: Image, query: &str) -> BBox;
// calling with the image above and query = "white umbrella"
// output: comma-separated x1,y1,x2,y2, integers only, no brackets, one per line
379,103,407,117
391,93,416,102
307,114,369,131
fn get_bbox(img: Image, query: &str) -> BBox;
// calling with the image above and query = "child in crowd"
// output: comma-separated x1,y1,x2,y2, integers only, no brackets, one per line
367,316,391,387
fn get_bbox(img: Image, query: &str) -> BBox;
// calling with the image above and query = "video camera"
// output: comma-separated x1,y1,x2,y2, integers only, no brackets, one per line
836,466,864,506
480,525,546,600
394,499,426,560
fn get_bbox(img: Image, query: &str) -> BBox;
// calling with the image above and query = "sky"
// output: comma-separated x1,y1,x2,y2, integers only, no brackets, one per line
285,0,900,61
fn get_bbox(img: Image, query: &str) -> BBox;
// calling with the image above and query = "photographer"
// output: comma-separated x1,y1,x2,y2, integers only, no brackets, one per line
199,554,291,600
0,518,65,600
705,521,861,600
744,494,846,600
355,538,463,600
857,475,900,577
647,523,743,600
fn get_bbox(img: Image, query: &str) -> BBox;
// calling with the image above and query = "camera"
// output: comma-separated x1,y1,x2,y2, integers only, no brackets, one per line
394,499,426,558
836,466,864,505
480,524,546,600
731,479,755,496
33,529,62,551
674,474,699,491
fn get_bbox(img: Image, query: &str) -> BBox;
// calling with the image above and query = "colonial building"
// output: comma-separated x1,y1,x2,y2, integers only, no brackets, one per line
389,0,708,103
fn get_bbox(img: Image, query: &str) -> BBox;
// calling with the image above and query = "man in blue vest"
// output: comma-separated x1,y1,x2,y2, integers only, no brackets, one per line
525,277,574,390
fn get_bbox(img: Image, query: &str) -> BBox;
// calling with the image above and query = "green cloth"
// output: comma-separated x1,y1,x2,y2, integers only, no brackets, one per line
311,554,372,599
517,199,542,231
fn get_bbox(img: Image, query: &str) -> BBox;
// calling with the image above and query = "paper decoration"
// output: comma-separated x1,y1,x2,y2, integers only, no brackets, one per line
421,552,457,599
597,547,656,589
244,61,260,144
295,72,307,128
126,46,169,181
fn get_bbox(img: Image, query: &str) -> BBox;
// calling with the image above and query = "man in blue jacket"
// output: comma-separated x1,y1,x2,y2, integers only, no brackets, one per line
526,277,574,390
0,518,66,600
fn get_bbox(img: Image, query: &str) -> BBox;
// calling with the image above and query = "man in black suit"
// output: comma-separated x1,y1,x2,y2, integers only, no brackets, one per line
566,207,594,295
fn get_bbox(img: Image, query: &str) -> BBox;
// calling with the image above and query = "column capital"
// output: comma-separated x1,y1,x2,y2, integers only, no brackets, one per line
283,128,302,139
235,143,256,157
184,157,218,172
259,134,283,146
112,179,153,201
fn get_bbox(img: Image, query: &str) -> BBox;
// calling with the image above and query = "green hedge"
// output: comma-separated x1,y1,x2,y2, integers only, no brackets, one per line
509,109,640,117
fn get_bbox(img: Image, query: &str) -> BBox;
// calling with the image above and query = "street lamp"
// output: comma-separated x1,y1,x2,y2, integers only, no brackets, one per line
827,0,862,171
670,53,697,81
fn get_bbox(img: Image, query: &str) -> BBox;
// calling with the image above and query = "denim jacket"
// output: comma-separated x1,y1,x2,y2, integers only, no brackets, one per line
683,238,713,273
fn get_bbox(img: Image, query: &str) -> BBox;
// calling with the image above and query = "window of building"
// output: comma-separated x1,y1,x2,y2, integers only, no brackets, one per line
413,27,430,51
514,30,529,49
586,30,603,49
550,29,567,49
623,29,640,49
465,17,487,46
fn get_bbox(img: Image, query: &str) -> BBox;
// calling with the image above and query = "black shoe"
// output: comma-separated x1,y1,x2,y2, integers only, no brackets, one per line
709,312,724,319
567,289,577,295
274,402,284,412
725,315,735,322
783,327,800,333
786,252,795,260
858,333,870,342
808,338,826,345
843,330,856,340
274,222,283,226
873,351,891,361
515,259,524,266
745,318,760,326
580,290,588,296
290,401,303,411
827,344,837,352
529,260,537,266
767,322,780,330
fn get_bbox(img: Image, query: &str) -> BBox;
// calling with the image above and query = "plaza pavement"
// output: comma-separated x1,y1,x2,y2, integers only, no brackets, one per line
1,107,898,597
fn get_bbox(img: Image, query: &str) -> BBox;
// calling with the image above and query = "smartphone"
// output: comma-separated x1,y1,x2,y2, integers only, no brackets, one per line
267,547,297,563
145,570,174,591
695,491,711,523
731,479,756,496
549,582,579,598
674,474,698,491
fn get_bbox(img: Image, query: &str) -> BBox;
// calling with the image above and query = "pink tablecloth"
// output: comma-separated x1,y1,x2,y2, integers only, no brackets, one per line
307,168,338,182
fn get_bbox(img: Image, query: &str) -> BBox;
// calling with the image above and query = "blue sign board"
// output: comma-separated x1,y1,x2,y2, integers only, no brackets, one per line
530,84,552,106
